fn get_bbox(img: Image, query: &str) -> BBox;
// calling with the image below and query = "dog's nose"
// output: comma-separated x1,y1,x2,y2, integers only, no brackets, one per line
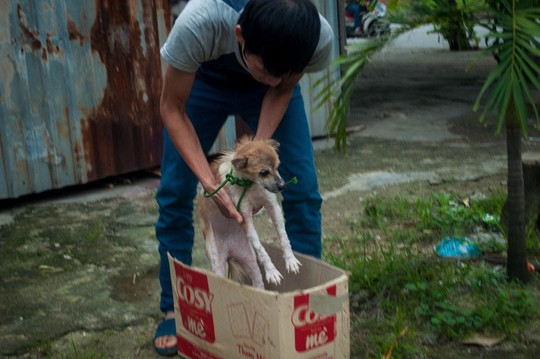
277,177,286,192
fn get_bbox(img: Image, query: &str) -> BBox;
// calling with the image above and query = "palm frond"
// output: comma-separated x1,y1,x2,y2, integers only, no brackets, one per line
314,28,411,152
474,0,540,136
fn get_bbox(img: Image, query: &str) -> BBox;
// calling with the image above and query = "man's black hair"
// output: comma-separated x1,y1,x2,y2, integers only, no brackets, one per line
238,0,321,77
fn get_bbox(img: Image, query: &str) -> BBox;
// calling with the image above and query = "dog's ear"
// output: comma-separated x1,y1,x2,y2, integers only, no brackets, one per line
232,157,248,169
268,139,280,150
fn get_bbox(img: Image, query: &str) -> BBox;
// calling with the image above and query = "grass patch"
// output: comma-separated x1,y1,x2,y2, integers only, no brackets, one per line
323,190,540,357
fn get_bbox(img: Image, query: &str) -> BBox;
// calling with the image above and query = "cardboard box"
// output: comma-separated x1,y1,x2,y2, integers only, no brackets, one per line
168,244,350,359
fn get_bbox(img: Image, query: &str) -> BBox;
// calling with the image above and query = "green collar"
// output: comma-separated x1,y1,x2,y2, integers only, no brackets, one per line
203,169,297,211
203,170,253,210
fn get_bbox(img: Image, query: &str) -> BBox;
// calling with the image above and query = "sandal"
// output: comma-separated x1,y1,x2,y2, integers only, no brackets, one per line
153,318,177,356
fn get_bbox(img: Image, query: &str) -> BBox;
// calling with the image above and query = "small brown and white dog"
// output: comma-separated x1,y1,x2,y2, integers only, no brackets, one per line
198,137,301,288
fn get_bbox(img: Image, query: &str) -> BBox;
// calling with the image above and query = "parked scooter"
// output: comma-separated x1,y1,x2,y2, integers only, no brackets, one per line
345,1,390,38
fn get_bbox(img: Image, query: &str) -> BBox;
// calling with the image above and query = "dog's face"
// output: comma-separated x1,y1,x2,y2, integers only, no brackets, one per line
231,138,286,193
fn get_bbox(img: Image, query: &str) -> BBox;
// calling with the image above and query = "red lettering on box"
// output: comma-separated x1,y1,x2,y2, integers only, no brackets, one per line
174,263,216,343
292,285,337,352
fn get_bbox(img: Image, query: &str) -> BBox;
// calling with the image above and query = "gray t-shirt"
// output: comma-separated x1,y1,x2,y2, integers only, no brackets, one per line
160,0,334,74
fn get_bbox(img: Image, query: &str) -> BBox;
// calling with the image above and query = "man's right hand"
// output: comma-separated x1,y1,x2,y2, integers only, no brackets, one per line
160,64,243,225
205,182,244,224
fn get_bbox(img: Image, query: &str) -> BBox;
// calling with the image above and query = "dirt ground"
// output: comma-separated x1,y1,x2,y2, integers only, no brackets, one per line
1,41,540,358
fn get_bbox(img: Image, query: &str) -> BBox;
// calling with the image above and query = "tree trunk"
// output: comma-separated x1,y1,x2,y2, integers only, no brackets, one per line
446,0,472,51
505,105,532,282
502,160,540,233
522,160,540,229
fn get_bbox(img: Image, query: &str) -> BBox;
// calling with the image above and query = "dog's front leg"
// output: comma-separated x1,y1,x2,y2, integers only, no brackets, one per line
264,197,301,274
242,214,283,285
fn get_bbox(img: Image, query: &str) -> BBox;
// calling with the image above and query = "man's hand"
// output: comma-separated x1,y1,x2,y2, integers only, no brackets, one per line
160,65,243,224
204,182,243,224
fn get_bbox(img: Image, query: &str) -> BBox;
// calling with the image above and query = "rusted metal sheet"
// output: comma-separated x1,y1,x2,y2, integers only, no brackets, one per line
0,0,169,199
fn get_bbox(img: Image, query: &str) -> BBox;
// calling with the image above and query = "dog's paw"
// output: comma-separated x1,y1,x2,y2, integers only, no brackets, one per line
285,255,302,274
265,268,283,285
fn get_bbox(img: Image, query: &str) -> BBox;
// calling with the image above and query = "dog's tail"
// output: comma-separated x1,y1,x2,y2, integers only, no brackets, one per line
227,258,251,285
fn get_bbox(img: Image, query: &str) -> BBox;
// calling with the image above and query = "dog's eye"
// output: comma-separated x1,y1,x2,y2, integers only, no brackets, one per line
259,169,270,177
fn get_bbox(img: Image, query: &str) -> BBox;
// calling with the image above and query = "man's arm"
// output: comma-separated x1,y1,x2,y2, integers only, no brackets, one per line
160,64,243,223
254,72,304,140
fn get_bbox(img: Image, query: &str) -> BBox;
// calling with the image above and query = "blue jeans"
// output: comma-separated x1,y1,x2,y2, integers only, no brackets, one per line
155,79,322,313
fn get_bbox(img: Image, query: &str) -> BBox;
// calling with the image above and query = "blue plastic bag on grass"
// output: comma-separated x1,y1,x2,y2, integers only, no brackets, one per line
434,237,481,259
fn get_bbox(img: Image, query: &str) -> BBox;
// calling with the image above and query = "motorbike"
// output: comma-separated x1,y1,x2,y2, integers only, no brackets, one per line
345,1,391,38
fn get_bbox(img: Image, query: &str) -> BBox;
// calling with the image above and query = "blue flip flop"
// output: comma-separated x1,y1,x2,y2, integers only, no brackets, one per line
154,318,177,356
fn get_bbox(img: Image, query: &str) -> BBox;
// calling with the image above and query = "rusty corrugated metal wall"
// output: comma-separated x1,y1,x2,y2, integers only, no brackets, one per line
0,0,169,199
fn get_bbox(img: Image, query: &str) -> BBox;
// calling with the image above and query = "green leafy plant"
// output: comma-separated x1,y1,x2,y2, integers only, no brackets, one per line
390,0,486,50
314,34,401,152
474,0,540,281
318,0,539,281
324,192,539,356
474,0,540,129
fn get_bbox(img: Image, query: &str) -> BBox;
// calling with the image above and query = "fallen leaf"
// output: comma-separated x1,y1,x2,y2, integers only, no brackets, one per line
462,334,505,347
38,265,56,270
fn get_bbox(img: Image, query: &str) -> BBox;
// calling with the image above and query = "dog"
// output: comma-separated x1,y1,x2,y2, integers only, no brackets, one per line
198,137,301,288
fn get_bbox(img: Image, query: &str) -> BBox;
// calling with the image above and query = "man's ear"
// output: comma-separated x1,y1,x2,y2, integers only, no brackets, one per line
232,157,248,170
235,25,244,43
